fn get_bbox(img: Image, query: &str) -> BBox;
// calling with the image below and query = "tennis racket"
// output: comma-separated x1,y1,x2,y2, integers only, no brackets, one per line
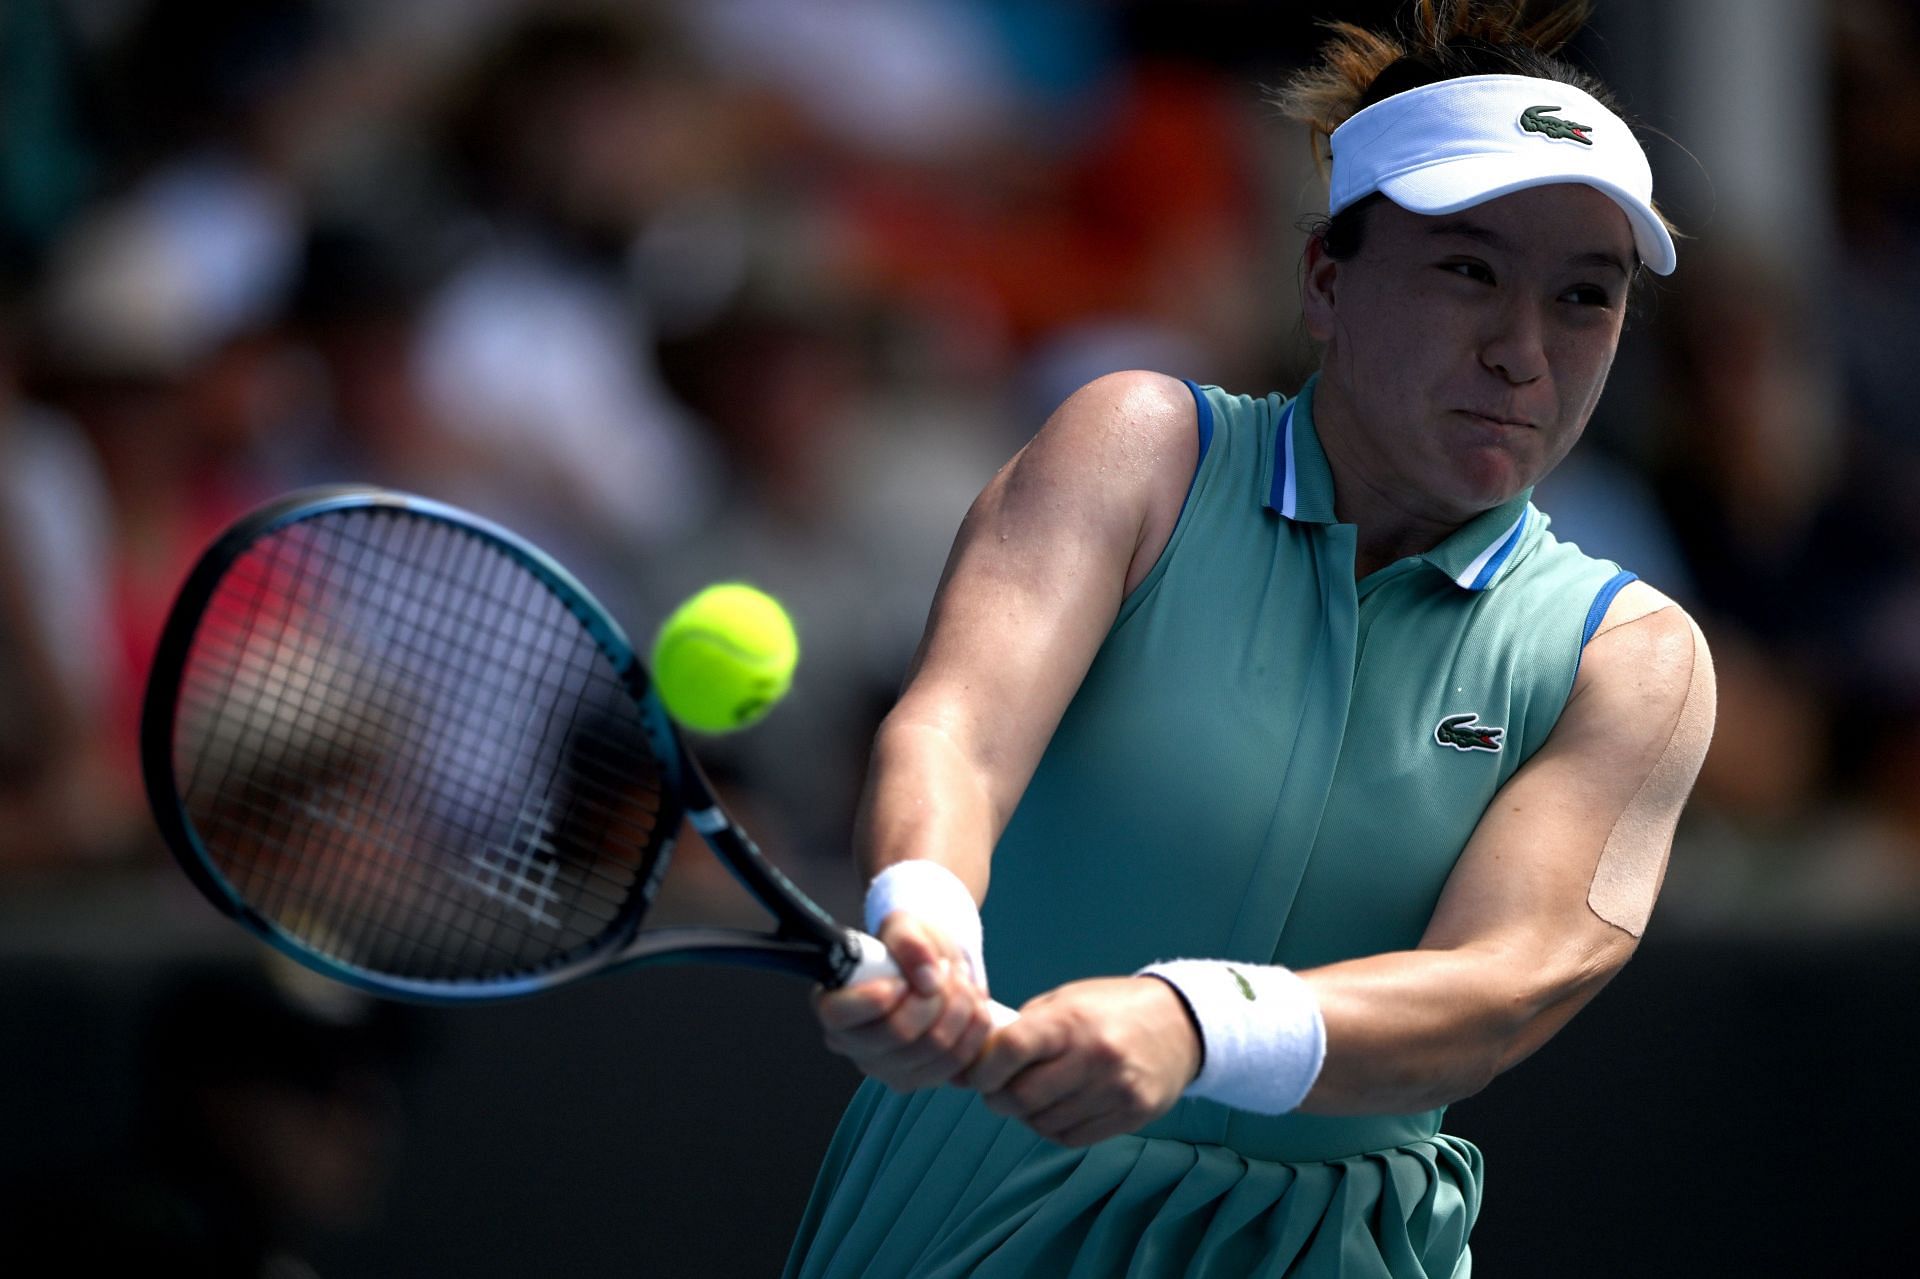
141,484,1014,1019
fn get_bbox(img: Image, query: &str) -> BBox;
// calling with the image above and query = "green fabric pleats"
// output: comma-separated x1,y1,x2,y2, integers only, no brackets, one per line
786,1082,1481,1278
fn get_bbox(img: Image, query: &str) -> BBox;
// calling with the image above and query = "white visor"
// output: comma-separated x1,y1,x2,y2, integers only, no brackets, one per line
1328,74,1675,275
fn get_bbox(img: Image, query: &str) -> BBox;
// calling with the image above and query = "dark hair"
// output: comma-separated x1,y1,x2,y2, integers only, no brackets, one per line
1276,2,1672,273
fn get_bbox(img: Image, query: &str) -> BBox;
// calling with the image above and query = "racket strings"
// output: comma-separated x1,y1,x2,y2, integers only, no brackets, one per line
175,508,672,983
182,595,665,862
195,521,639,770
250,518,650,975
181,575,659,962
266,520,573,973
334,537,580,976
190,514,571,975
341,512,664,967
219,514,660,852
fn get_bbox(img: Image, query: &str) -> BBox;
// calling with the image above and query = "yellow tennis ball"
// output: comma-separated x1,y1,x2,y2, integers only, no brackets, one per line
650,583,799,733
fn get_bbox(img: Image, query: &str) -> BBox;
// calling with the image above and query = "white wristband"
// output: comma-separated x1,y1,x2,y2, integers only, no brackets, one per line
1136,959,1326,1115
863,860,988,992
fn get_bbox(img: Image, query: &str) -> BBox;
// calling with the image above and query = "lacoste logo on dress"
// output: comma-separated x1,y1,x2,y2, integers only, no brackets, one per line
1435,713,1505,753
1519,104,1594,145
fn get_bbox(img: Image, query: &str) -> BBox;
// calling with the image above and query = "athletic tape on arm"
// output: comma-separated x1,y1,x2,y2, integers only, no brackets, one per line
1586,609,1716,936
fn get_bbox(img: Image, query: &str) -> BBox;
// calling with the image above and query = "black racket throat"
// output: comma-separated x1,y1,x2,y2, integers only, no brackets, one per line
670,784,860,985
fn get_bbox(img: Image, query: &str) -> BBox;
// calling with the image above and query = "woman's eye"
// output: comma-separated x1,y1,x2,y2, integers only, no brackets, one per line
1561,284,1613,307
1442,261,1494,284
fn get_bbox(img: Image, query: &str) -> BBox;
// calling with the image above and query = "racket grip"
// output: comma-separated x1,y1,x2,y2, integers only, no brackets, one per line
844,930,1019,1027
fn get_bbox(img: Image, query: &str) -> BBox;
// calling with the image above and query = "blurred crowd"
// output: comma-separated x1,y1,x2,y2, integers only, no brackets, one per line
4,1,1919,1271
3,0,1919,939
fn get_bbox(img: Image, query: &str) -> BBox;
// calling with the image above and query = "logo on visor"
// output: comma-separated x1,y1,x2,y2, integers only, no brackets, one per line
1519,104,1594,145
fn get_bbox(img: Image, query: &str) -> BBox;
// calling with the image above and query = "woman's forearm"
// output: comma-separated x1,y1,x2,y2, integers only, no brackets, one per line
853,714,1002,903
1298,938,1620,1115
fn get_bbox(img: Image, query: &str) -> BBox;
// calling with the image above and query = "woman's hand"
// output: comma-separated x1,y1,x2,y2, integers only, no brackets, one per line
963,976,1201,1147
813,912,995,1093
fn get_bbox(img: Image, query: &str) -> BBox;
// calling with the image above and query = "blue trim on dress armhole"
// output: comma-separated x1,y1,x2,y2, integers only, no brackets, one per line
1574,568,1635,687
1574,570,1639,682
1181,379,1214,463
1582,570,1639,647
1111,379,1215,628
1170,379,1213,529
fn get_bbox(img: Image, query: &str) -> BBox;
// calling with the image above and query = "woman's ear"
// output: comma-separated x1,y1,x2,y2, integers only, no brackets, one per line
1302,233,1341,344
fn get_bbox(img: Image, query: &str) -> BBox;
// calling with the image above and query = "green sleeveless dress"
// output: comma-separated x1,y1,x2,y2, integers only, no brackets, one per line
785,377,1635,1278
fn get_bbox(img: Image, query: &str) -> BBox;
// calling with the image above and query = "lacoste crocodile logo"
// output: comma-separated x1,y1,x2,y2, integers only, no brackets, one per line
1519,104,1593,145
1435,713,1505,753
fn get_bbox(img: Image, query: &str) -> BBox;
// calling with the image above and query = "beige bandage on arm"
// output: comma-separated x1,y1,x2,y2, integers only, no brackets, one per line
1586,601,1717,936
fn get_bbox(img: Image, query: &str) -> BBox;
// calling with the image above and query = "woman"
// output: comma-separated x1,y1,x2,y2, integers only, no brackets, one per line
793,3,1715,1274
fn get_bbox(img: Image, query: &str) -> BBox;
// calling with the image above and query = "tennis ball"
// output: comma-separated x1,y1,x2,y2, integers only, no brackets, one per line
650,583,799,733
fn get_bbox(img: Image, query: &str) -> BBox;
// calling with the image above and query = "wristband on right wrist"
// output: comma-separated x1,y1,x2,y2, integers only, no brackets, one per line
863,860,988,992
1134,958,1326,1115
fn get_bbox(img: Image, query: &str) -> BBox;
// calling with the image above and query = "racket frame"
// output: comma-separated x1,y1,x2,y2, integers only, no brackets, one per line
142,486,872,1005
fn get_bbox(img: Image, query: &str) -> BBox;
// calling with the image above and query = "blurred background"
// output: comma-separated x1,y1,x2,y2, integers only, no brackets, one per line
0,0,1914,1273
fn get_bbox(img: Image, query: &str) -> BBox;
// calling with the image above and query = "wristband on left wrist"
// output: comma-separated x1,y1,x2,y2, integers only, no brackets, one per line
1134,958,1325,1114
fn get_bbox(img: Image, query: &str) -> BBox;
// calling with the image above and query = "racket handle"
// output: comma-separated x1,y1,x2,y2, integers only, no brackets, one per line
845,930,1019,1027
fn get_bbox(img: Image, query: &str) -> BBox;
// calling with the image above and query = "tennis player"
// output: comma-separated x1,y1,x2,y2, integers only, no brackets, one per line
792,3,1715,1274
